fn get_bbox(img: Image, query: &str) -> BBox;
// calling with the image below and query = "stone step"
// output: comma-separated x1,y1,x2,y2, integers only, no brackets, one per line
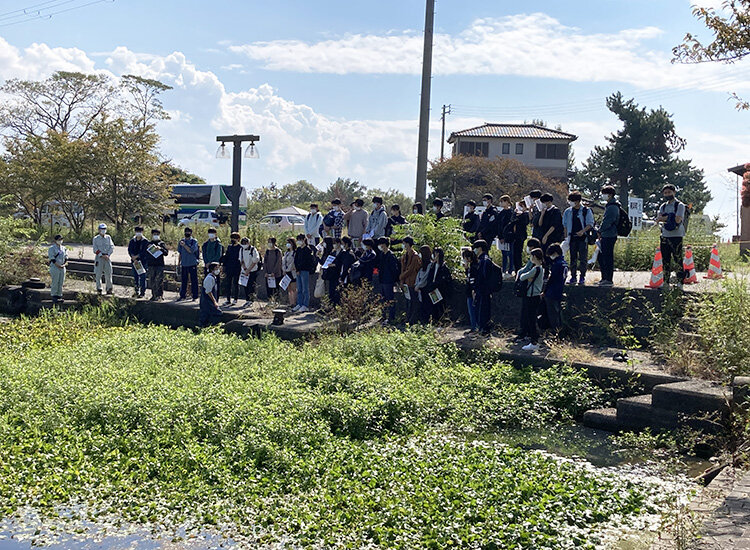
651,380,730,416
582,408,625,432
616,394,680,431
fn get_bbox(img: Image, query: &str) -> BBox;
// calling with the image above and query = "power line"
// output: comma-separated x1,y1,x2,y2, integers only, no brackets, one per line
0,0,112,27
0,0,68,19
0,0,82,22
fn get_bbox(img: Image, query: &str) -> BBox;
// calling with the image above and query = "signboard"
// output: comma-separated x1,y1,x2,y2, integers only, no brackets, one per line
628,197,643,231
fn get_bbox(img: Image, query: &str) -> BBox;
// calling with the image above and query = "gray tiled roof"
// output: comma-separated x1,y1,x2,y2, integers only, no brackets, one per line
448,124,577,142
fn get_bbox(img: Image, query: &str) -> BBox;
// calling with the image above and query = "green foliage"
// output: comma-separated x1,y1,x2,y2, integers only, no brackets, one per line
0,313,682,546
391,213,468,275
0,215,45,285
572,93,712,215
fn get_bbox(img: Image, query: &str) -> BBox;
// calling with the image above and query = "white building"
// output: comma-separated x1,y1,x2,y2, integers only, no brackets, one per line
447,123,577,180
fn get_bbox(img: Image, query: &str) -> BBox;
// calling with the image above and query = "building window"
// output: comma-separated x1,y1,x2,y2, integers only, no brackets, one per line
501,142,510,155
515,143,524,155
458,141,489,157
535,143,568,160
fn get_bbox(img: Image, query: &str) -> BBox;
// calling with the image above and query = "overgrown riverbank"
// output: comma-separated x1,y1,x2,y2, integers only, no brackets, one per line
0,309,697,548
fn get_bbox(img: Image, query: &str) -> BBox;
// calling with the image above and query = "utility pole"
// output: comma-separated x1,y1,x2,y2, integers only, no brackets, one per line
216,134,260,231
415,0,435,205
440,104,451,161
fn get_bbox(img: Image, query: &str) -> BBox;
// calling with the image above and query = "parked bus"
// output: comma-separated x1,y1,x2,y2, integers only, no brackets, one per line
169,184,248,223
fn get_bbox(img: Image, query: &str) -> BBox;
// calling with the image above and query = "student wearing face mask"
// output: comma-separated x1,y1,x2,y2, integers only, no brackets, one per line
432,198,446,220
399,236,422,325
201,229,224,275
333,236,356,289
365,197,388,239
562,192,594,286
147,229,169,301
497,195,515,276
422,247,452,323
462,248,479,333
529,190,544,240
412,202,424,215
221,232,242,306
305,203,324,245
199,262,223,327
344,198,368,248
92,223,114,295
413,245,434,324
48,234,68,303
385,204,406,237
538,193,563,255
357,238,378,284
477,194,499,243
128,226,148,297
323,198,345,239
472,240,496,335
282,238,298,306
517,248,545,351
543,243,568,332
597,185,620,287
507,202,530,274
376,237,401,324
656,184,687,286
264,237,283,300
293,234,316,312
463,200,480,240
177,228,201,302
319,236,338,305
239,237,261,308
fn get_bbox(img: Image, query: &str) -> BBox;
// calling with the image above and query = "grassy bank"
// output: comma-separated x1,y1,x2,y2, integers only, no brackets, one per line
0,309,692,548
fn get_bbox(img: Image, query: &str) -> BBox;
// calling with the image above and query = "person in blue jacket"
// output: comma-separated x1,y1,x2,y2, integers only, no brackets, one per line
597,185,620,287
543,243,568,332
376,237,401,323
177,227,200,301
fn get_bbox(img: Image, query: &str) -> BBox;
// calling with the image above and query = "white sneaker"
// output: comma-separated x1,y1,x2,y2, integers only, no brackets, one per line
292,305,301,312
298,306,309,313
522,343,540,351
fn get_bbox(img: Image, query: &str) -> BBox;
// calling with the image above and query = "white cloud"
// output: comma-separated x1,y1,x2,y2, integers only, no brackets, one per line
0,36,96,80
229,13,750,92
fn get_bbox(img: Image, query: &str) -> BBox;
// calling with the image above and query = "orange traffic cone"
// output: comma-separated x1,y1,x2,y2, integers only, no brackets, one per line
683,246,698,284
704,244,724,279
645,247,664,288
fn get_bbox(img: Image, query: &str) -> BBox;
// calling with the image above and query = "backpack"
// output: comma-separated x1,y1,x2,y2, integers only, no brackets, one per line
663,200,690,232
582,207,598,245
323,211,336,228
486,258,502,294
514,266,540,298
616,205,632,237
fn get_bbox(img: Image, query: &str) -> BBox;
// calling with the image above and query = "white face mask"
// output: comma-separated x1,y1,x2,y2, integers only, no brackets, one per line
431,255,437,262
568,201,575,207
413,209,418,214
135,232,142,238
208,233,216,240
526,247,531,254
241,244,249,250
267,243,273,250
286,243,292,249
482,200,489,207
467,206,474,213
213,268,221,276
56,240,63,246
379,245,386,252
461,259,468,267
604,195,613,202
473,249,481,256
99,229,106,235
433,206,439,213
296,241,304,247
310,208,317,214
333,206,340,211
152,235,160,241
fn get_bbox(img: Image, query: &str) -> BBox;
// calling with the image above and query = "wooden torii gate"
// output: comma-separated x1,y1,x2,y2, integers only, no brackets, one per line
728,163,750,257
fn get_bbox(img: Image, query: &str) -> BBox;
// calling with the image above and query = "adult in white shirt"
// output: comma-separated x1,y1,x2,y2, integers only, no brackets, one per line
239,237,260,307
48,234,68,303
304,203,324,245
92,223,114,294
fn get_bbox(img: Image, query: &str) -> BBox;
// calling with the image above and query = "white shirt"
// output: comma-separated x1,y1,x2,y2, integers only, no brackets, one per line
240,246,260,272
203,273,218,294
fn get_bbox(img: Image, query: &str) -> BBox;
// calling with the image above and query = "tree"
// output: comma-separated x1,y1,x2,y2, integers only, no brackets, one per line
0,71,115,139
321,178,367,205
279,180,323,204
161,164,207,186
572,93,711,215
427,156,567,214
83,119,172,231
120,75,173,128
673,1,750,109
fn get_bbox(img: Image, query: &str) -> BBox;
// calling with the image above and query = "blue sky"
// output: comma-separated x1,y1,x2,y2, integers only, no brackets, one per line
1,0,748,234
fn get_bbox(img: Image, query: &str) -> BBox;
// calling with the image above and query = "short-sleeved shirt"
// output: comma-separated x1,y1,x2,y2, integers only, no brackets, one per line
203,273,217,294
659,200,686,238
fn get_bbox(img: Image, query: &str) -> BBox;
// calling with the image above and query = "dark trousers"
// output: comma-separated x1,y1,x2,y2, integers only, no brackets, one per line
569,237,588,279
328,279,340,305
131,265,147,293
419,291,433,324
545,297,562,331
512,239,524,273
520,295,541,343
379,282,395,322
477,292,492,332
661,237,684,282
241,271,258,300
599,237,617,283
405,286,420,324
203,266,221,299
199,288,222,327
180,265,199,299
224,271,240,301
148,265,164,299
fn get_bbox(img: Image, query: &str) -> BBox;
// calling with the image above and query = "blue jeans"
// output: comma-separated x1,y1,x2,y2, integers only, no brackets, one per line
297,271,310,307
131,265,147,293
180,265,199,299
380,282,395,322
466,296,479,330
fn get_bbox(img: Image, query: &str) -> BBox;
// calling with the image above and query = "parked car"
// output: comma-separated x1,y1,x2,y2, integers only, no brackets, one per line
259,214,306,232
178,210,220,228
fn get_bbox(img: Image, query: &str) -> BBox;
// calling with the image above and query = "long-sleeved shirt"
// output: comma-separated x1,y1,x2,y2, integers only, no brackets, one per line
539,206,564,244
264,248,283,279
145,240,168,267
240,245,260,273
333,249,356,283
92,234,114,258
463,211,480,235
399,248,422,287
127,237,148,260
477,206,498,241
202,239,224,265
546,256,568,301
294,245,317,273
475,253,494,296
377,250,401,285
563,206,595,237
345,208,368,238
222,243,242,274
178,237,200,267
48,244,67,268
497,208,513,242
282,250,297,277
304,212,324,238
599,199,621,238
365,206,388,238
518,264,544,297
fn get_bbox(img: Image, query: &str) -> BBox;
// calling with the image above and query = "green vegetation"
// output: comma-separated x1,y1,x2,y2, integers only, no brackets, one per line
0,310,685,547
0,213,45,285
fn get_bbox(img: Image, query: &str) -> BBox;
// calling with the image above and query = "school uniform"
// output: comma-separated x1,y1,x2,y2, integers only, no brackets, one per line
465,261,479,331
377,249,401,322
475,252,495,332
264,247,283,299
127,236,149,295
545,255,568,331
239,245,261,301
199,272,222,327
517,263,544,344
145,239,169,300
294,245,317,308
221,243,242,302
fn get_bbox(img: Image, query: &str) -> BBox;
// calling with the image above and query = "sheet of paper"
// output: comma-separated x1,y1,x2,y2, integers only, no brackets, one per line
147,244,162,258
239,273,249,287
321,255,336,269
133,260,146,275
267,275,277,288
524,195,533,209
429,288,443,305
279,274,291,290
535,199,544,211
403,284,411,299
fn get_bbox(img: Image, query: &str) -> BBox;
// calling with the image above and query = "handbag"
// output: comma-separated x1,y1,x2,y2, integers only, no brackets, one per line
314,276,325,298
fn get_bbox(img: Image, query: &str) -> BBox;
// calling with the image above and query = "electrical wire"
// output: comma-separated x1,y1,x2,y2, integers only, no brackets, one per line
0,0,112,27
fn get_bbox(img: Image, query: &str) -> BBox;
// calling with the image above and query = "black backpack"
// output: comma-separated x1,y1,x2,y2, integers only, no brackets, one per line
486,259,502,293
616,205,632,237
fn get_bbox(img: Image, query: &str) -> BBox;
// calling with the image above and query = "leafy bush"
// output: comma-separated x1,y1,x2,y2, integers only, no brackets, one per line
0,314,681,546
392,214,468,275
0,215,46,285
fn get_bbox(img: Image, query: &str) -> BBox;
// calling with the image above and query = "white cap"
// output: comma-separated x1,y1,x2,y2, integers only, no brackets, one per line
98,223,107,230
